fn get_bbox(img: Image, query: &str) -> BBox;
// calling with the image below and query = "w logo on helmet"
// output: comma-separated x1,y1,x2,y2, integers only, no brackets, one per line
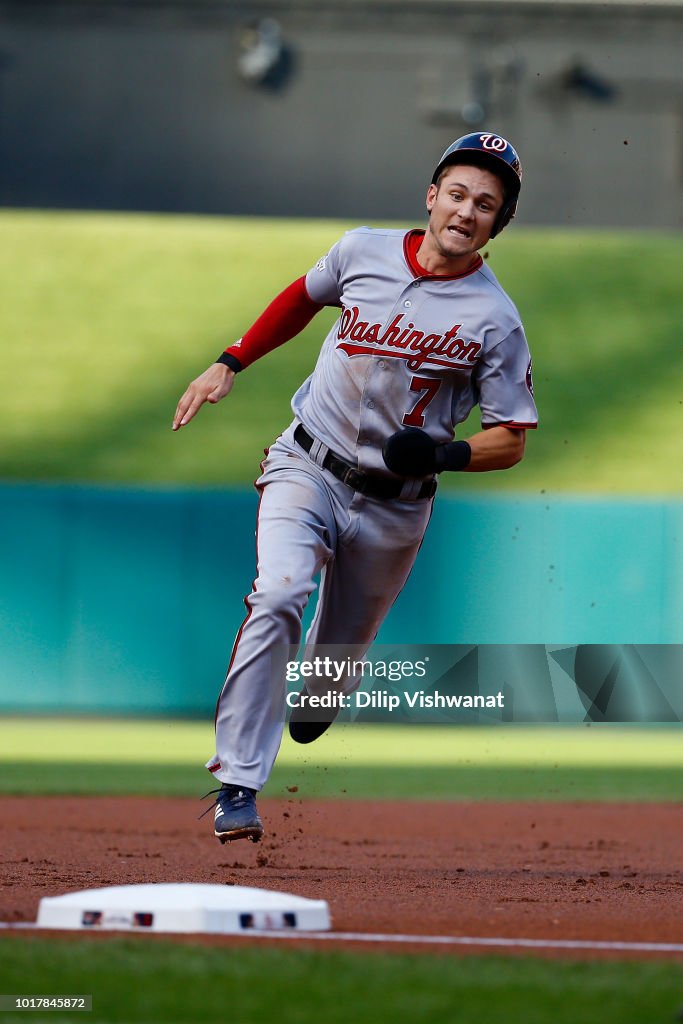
479,133,508,152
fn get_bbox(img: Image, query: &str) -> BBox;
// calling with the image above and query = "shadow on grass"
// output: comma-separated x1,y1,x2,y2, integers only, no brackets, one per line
0,762,680,801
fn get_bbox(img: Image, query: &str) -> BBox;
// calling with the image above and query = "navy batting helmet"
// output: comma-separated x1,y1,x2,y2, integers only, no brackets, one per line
431,132,522,238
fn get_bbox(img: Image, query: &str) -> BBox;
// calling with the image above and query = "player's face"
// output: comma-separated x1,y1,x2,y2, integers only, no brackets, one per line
422,165,505,270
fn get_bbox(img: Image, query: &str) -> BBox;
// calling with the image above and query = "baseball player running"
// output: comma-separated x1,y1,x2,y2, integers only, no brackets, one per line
173,132,538,844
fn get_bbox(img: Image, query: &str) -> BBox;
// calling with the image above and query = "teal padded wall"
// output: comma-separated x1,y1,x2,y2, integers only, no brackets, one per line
0,484,681,715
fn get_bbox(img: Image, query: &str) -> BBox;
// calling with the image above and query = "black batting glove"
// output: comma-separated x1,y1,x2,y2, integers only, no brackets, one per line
382,427,471,477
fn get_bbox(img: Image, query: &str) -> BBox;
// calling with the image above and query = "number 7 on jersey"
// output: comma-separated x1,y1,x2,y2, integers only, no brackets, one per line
402,376,442,427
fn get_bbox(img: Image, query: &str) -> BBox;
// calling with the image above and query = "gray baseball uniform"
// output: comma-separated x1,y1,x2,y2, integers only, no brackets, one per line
206,226,537,790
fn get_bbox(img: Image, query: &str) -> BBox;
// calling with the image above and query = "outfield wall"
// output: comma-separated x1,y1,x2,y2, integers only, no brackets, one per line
0,483,681,715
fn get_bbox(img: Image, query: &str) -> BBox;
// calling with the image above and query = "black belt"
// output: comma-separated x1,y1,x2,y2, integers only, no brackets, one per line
294,424,437,501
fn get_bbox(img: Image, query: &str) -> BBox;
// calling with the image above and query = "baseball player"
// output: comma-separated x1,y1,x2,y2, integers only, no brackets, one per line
173,132,537,843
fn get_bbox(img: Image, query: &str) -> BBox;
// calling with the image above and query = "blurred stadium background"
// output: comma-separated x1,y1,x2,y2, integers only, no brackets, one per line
1,0,682,227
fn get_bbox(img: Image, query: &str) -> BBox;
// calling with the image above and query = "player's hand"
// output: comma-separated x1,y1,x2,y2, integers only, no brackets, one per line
382,427,472,475
382,427,437,476
172,363,235,430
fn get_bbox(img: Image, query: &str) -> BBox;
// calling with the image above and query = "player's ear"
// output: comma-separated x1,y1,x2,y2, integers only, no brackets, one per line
426,183,438,214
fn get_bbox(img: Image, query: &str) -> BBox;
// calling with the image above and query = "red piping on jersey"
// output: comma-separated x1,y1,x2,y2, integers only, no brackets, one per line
403,230,483,281
223,276,324,370
213,452,269,731
483,421,538,430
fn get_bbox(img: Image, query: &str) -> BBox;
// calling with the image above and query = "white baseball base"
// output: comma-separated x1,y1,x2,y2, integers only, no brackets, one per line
36,883,330,934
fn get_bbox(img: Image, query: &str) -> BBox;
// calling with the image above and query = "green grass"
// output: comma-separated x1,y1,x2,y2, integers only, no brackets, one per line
1,719,680,800
2,718,682,768
0,937,681,1024
1,210,682,494
2,761,680,802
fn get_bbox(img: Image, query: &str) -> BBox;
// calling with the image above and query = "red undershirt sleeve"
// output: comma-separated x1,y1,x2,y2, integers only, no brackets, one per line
219,276,324,371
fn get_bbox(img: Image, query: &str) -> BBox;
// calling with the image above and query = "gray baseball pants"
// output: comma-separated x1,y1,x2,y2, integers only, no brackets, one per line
206,422,434,790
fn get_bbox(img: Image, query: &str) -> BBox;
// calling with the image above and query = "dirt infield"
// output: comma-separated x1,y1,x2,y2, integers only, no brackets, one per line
1,797,681,954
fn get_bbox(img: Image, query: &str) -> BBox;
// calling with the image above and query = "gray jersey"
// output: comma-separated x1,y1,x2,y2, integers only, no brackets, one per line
293,227,537,476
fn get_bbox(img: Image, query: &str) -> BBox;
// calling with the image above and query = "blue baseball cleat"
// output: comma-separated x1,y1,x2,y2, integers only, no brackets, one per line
201,783,264,844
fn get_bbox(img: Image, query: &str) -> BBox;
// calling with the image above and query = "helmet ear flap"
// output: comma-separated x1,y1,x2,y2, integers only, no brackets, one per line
490,196,517,238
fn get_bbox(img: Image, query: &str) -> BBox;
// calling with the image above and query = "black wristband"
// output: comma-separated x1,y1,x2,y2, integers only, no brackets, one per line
216,351,243,373
434,440,472,472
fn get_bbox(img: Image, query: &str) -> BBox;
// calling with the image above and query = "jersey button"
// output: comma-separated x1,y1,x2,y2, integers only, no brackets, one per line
404,300,412,308
413,281,420,288
367,400,375,409
378,360,386,368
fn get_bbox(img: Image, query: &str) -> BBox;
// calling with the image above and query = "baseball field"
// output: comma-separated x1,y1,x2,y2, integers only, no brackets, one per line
1,211,682,1022
1,720,682,1022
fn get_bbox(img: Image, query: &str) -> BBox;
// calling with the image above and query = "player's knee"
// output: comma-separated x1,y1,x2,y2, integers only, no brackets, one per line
251,578,311,621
